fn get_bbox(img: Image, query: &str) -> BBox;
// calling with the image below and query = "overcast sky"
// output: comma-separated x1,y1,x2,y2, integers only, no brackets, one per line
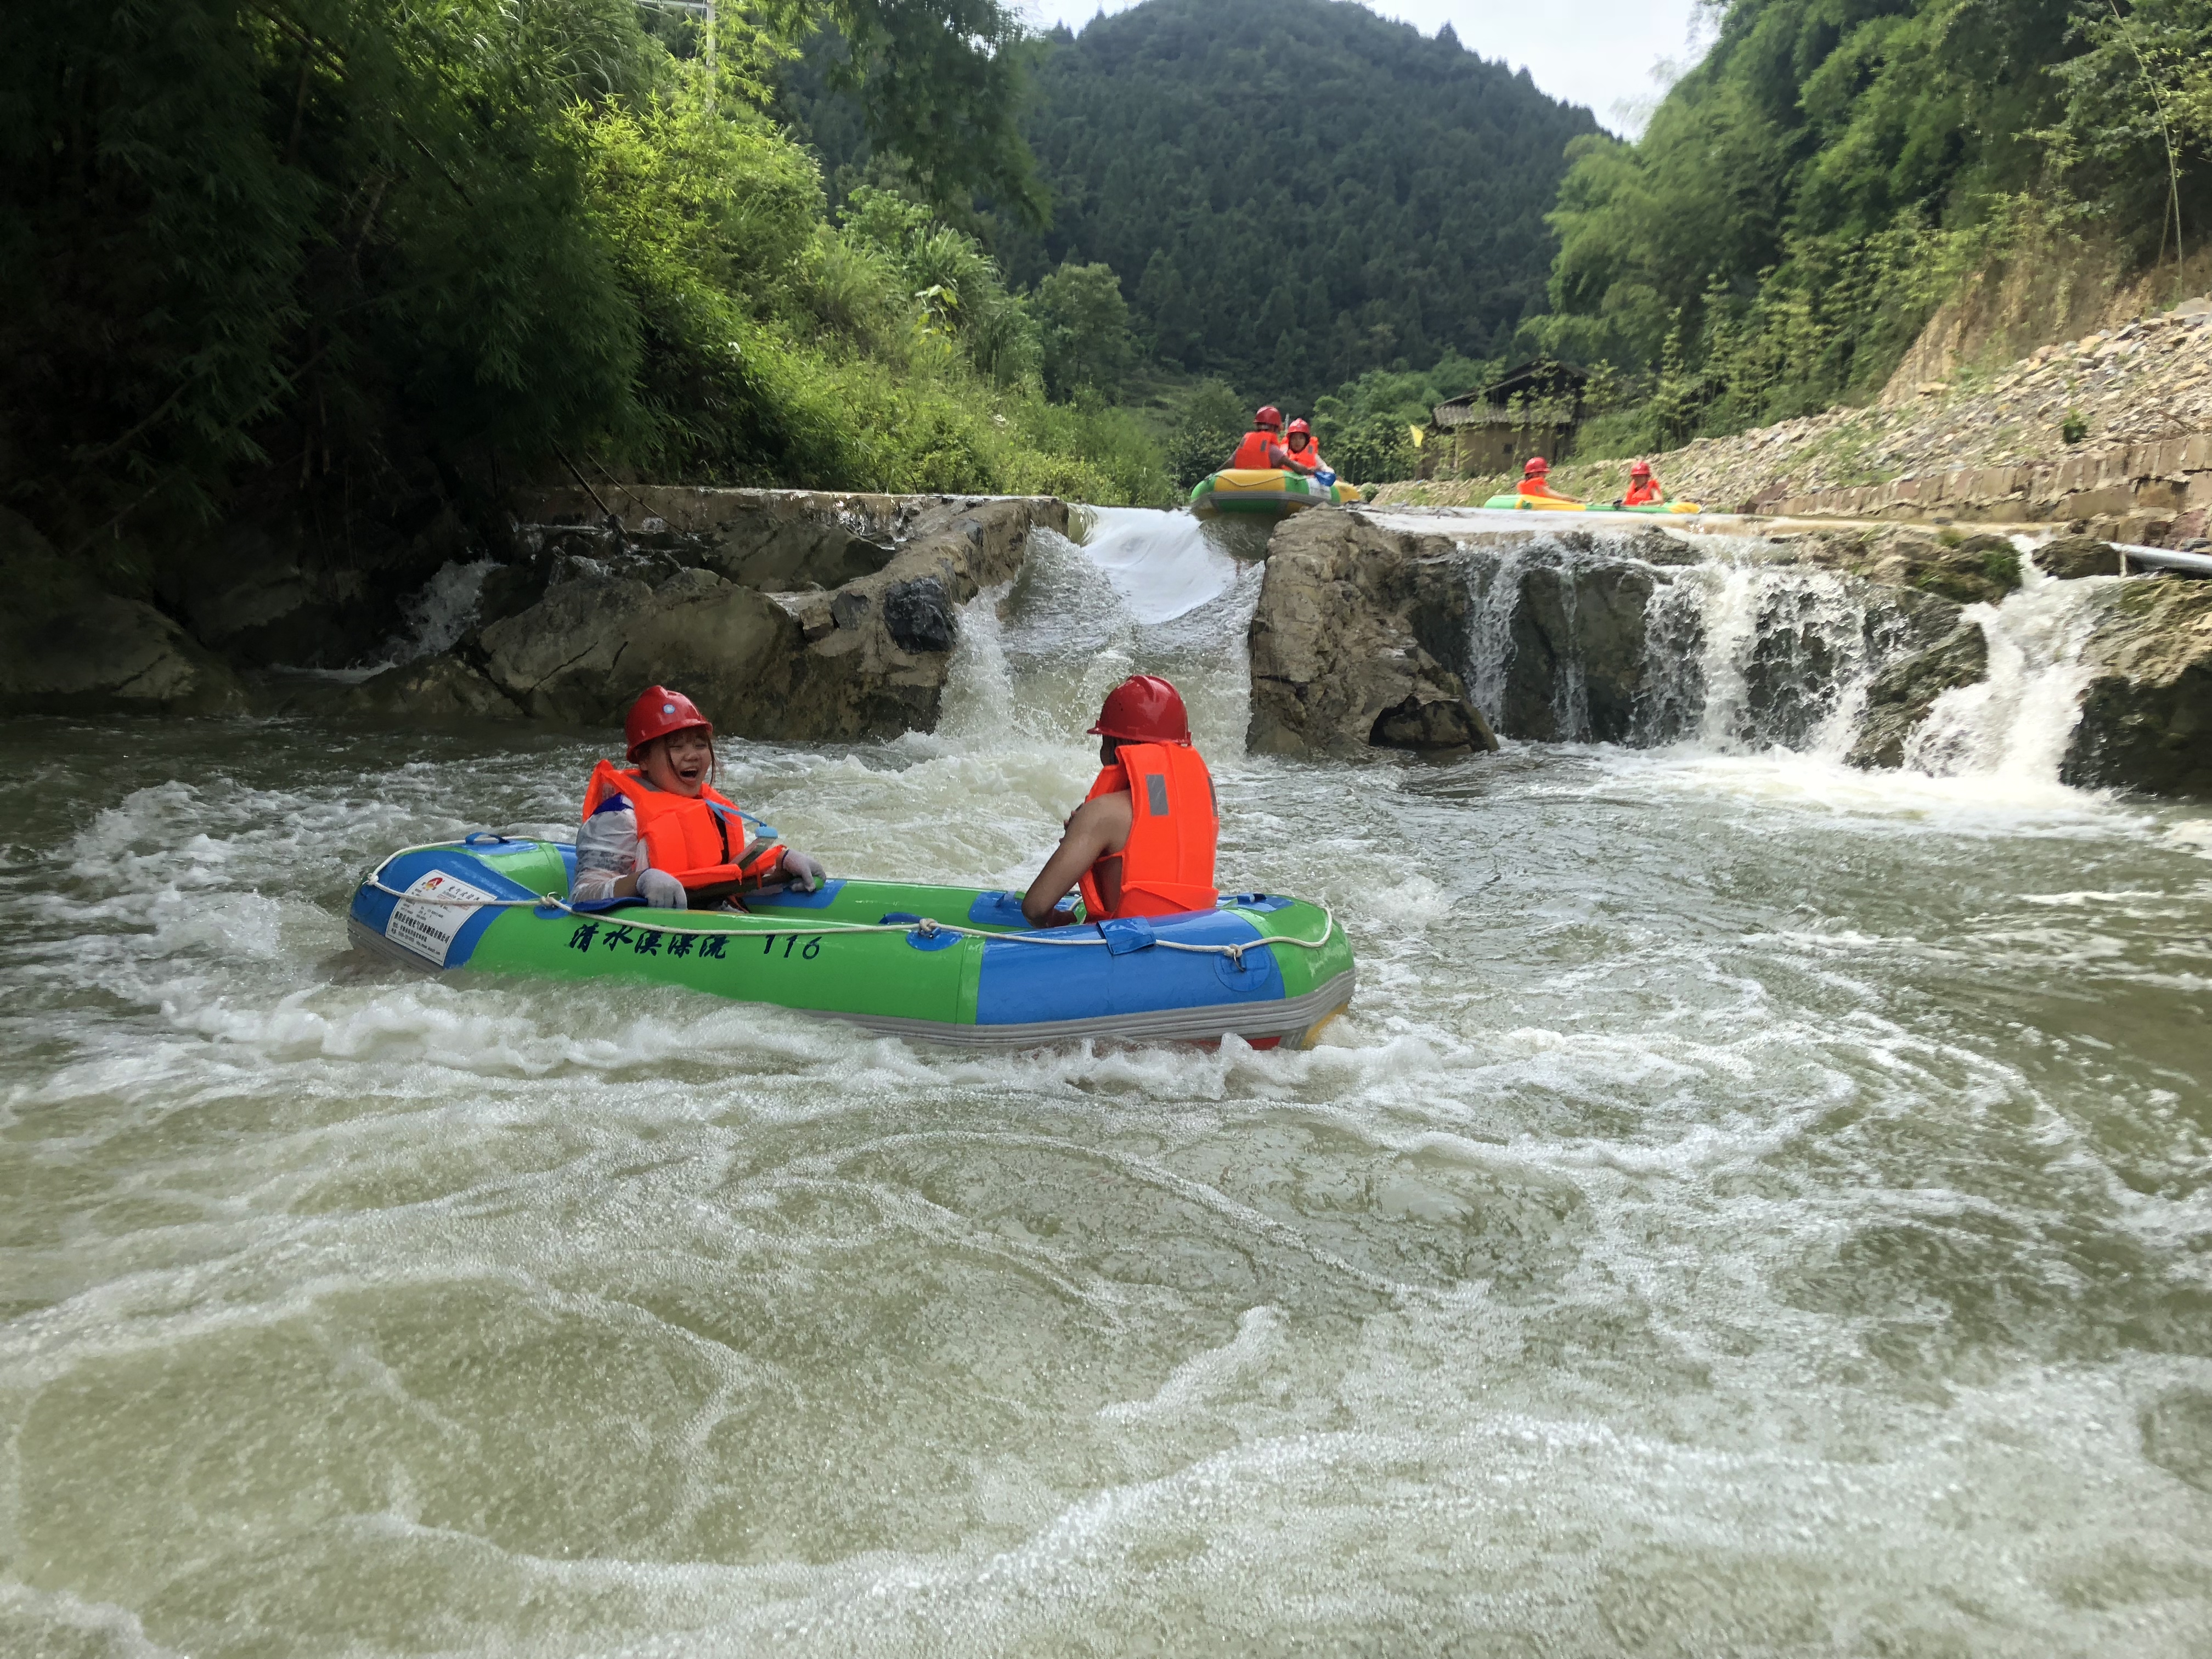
1020,1,1713,137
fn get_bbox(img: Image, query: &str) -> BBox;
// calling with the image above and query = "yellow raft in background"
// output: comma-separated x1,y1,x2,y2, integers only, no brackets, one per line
1190,469,1364,521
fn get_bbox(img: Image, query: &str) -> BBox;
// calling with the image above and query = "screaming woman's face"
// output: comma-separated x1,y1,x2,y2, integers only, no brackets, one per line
641,728,713,798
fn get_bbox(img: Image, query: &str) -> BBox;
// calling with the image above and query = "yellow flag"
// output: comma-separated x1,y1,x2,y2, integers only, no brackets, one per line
1408,425,1425,449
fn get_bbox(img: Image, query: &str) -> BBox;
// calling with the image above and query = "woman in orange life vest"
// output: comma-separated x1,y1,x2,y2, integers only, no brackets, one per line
574,687,827,910
1282,417,1336,484
1020,675,1218,927
1516,454,1581,502
1620,459,1664,506
1228,406,1318,473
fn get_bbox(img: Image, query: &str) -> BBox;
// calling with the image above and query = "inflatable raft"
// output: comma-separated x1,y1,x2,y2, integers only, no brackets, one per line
1482,494,1703,515
347,835,1355,1049
1190,469,1363,521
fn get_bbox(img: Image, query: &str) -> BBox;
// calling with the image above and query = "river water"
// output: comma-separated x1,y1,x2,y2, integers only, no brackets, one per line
4,511,2211,1657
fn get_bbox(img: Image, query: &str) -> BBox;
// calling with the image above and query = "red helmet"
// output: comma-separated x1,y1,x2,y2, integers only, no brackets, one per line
1523,456,1549,475
625,685,713,760
1255,405,1283,430
1630,459,1652,477
1286,417,1312,437
1088,674,1192,744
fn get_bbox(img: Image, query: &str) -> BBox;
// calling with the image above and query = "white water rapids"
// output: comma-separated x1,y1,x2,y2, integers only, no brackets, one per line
4,511,2211,1656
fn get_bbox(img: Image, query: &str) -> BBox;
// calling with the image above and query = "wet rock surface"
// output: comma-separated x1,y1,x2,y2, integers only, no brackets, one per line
0,510,246,716
452,494,1065,740
1848,621,1989,770
2064,578,2212,797
1260,510,2013,767
1796,527,2022,605
1246,511,1497,758
2039,534,2126,580
1480,549,1659,743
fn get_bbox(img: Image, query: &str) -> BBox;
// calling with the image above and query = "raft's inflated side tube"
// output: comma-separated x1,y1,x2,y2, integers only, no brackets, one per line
1480,493,1703,515
346,838,1356,1050
1190,469,1364,521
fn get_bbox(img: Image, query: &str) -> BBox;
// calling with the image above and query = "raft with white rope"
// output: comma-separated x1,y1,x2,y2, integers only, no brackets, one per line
346,835,1356,1049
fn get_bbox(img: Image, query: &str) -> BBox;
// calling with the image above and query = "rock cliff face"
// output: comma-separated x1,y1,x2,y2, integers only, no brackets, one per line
1471,531,1694,743
1246,511,1497,758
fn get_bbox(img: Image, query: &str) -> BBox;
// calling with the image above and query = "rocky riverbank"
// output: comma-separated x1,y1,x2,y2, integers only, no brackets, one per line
3,490,1065,740
6,468,2204,799
1380,294,2212,547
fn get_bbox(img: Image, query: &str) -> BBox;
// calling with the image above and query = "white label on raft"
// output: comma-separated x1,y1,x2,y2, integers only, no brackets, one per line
386,870,498,966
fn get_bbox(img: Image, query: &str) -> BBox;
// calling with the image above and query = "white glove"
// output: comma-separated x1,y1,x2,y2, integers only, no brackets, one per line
636,868,687,910
781,850,827,892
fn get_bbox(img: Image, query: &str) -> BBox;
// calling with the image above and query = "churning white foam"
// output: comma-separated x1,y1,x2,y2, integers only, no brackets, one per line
1904,551,2108,782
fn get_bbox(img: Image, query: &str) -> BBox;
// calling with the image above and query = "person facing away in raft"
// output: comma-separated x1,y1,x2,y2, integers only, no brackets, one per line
1619,458,1664,506
1282,418,1338,487
1228,406,1319,474
1020,675,1218,928
574,686,827,910
1516,454,1581,502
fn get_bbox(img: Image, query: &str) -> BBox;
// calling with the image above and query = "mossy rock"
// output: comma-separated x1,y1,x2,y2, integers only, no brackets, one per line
2038,535,2122,580
1907,533,2021,606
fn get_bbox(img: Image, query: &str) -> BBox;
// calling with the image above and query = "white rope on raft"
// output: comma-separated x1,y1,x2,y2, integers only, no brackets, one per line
357,842,1337,966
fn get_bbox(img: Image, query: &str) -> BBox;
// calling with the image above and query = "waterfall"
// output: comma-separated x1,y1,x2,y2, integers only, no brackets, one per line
1451,524,2107,785
1649,557,1884,758
1902,555,2104,780
940,513,1265,761
1463,542,1532,723
940,511,2111,792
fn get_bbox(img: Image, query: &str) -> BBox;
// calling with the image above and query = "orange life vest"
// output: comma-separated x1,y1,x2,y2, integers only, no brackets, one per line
1283,438,1325,473
1518,477,1567,498
1623,478,1663,505
581,759,787,900
1229,430,1283,470
1076,742,1219,921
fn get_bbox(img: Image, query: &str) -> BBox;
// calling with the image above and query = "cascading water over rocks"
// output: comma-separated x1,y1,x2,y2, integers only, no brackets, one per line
1254,507,2209,795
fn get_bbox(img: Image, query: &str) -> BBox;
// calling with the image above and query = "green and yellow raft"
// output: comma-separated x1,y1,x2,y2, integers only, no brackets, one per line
1190,468,1364,521
1481,493,1703,515
347,835,1355,1049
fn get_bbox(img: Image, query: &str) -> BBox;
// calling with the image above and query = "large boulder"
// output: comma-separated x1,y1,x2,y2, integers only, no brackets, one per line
1247,511,1497,758
2038,535,2125,580
2064,578,2212,797
1798,527,2024,605
0,509,246,715
1478,545,1658,742
765,498,1066,740
469,496,1065,740
1848,619,1989,768
513,484,916,591
473,561,802,727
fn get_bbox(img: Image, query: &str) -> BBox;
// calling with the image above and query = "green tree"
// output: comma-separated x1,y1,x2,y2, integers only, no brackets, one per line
1164,379,1249,490
1036,261,1131,401
761,0,1047,221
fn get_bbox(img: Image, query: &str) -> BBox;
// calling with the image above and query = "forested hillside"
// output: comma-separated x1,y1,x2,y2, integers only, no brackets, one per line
1,0,1171,565
1531,0,2212,452
789,0,1600,406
